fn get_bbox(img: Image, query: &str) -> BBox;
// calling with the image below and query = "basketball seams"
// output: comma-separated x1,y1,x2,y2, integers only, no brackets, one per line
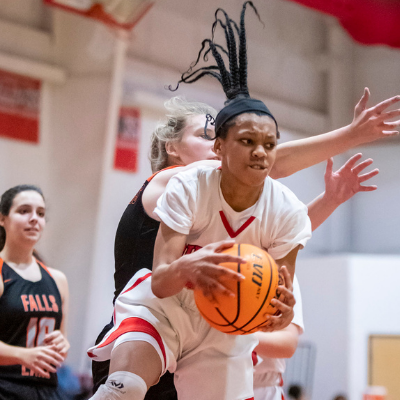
212,244,242,327
224,254,277,334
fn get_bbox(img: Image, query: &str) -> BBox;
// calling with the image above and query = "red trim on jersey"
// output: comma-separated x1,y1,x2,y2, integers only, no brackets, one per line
0,258,3,277
219,211,256,238
251,350,258,366
282,394,285,400
147,165,181,183
93,317,167,367
121,272,152,295
279,374,284,386
36,260,53,278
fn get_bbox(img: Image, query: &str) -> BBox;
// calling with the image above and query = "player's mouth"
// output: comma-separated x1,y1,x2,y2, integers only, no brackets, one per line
249,164,267,170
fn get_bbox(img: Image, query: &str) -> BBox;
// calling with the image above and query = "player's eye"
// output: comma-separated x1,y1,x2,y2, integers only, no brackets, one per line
241,139,252,145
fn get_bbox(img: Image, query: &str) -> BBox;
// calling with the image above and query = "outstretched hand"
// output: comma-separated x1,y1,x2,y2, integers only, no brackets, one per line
350,88,400,144
324,153,379,207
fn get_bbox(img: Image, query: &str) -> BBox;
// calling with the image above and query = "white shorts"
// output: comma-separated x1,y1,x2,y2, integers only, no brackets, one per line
88,269,258,400
253,385,284,400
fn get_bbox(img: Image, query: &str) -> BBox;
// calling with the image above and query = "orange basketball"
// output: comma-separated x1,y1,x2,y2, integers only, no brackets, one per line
194,243,281,335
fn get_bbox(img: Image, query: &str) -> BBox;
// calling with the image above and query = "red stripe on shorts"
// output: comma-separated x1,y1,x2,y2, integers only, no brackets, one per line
95,317,167,367
121,272,152,295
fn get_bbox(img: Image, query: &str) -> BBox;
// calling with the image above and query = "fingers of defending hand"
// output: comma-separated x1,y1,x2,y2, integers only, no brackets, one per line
382,130,400,136
372,95,400,114
341,153,363,171
325,157,334,177
354,88,370,117
351,158,373,175
358,169,379,183
380,111,400,122
358,185,377,192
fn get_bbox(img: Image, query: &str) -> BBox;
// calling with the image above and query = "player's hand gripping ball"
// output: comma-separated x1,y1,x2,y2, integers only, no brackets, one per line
194,243,282,335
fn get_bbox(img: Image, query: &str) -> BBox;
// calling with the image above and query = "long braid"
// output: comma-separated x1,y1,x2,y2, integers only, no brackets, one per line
168,2,263,101
238,2,263,94
167,1,279,139
212,10,238,91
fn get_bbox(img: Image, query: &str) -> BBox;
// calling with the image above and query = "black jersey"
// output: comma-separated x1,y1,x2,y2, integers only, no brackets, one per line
113,168,179,302
94,168,179,400
0,259,62,386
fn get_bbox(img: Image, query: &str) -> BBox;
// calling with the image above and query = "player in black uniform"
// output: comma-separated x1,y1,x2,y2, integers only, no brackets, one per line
0,185,69,400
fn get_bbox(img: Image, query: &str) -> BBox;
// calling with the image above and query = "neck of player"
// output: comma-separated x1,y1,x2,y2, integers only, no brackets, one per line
0,241,34,265
220,174,264,212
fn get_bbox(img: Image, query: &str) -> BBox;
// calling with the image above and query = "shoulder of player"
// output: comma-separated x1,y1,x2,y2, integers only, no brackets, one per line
47,267,68,298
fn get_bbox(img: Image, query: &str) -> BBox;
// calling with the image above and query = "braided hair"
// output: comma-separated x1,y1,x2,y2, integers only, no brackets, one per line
168,1,279,139
169,2,261,99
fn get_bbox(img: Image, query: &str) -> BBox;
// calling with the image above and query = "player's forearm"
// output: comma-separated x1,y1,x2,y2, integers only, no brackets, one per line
254,330,299,359
151,258,188,298
0,341,25,365
307,192,340,231
271,124,359,179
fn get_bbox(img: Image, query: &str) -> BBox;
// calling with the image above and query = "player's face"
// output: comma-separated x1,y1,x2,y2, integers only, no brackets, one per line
0,191,46,247
172,114,218,165
214,113,277,188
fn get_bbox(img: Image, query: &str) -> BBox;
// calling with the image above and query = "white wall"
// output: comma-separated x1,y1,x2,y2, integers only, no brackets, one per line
297,255,400,400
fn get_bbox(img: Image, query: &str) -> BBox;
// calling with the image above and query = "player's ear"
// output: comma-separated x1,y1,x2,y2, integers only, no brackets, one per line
214,137,223,157
165,141,180,158
0,213,5,227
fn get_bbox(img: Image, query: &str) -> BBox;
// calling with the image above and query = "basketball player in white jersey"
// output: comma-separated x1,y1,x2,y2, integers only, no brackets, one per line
88,2,400,398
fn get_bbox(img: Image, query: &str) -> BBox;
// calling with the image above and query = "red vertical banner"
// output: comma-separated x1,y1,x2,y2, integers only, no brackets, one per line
114,107,141,173
0,69,41,144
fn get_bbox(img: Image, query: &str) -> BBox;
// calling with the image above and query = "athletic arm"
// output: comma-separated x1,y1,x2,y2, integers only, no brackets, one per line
307,154,379,230
151,222,245,301
270,89,400,179
254,323,301,359
44,268,70,358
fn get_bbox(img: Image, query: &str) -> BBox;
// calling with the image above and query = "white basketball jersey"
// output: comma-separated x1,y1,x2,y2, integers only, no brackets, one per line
155,165,311,261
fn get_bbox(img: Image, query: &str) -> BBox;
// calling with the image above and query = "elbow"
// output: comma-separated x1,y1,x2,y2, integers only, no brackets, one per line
151,279,165,299
283,344,297,358
283,337,300,358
